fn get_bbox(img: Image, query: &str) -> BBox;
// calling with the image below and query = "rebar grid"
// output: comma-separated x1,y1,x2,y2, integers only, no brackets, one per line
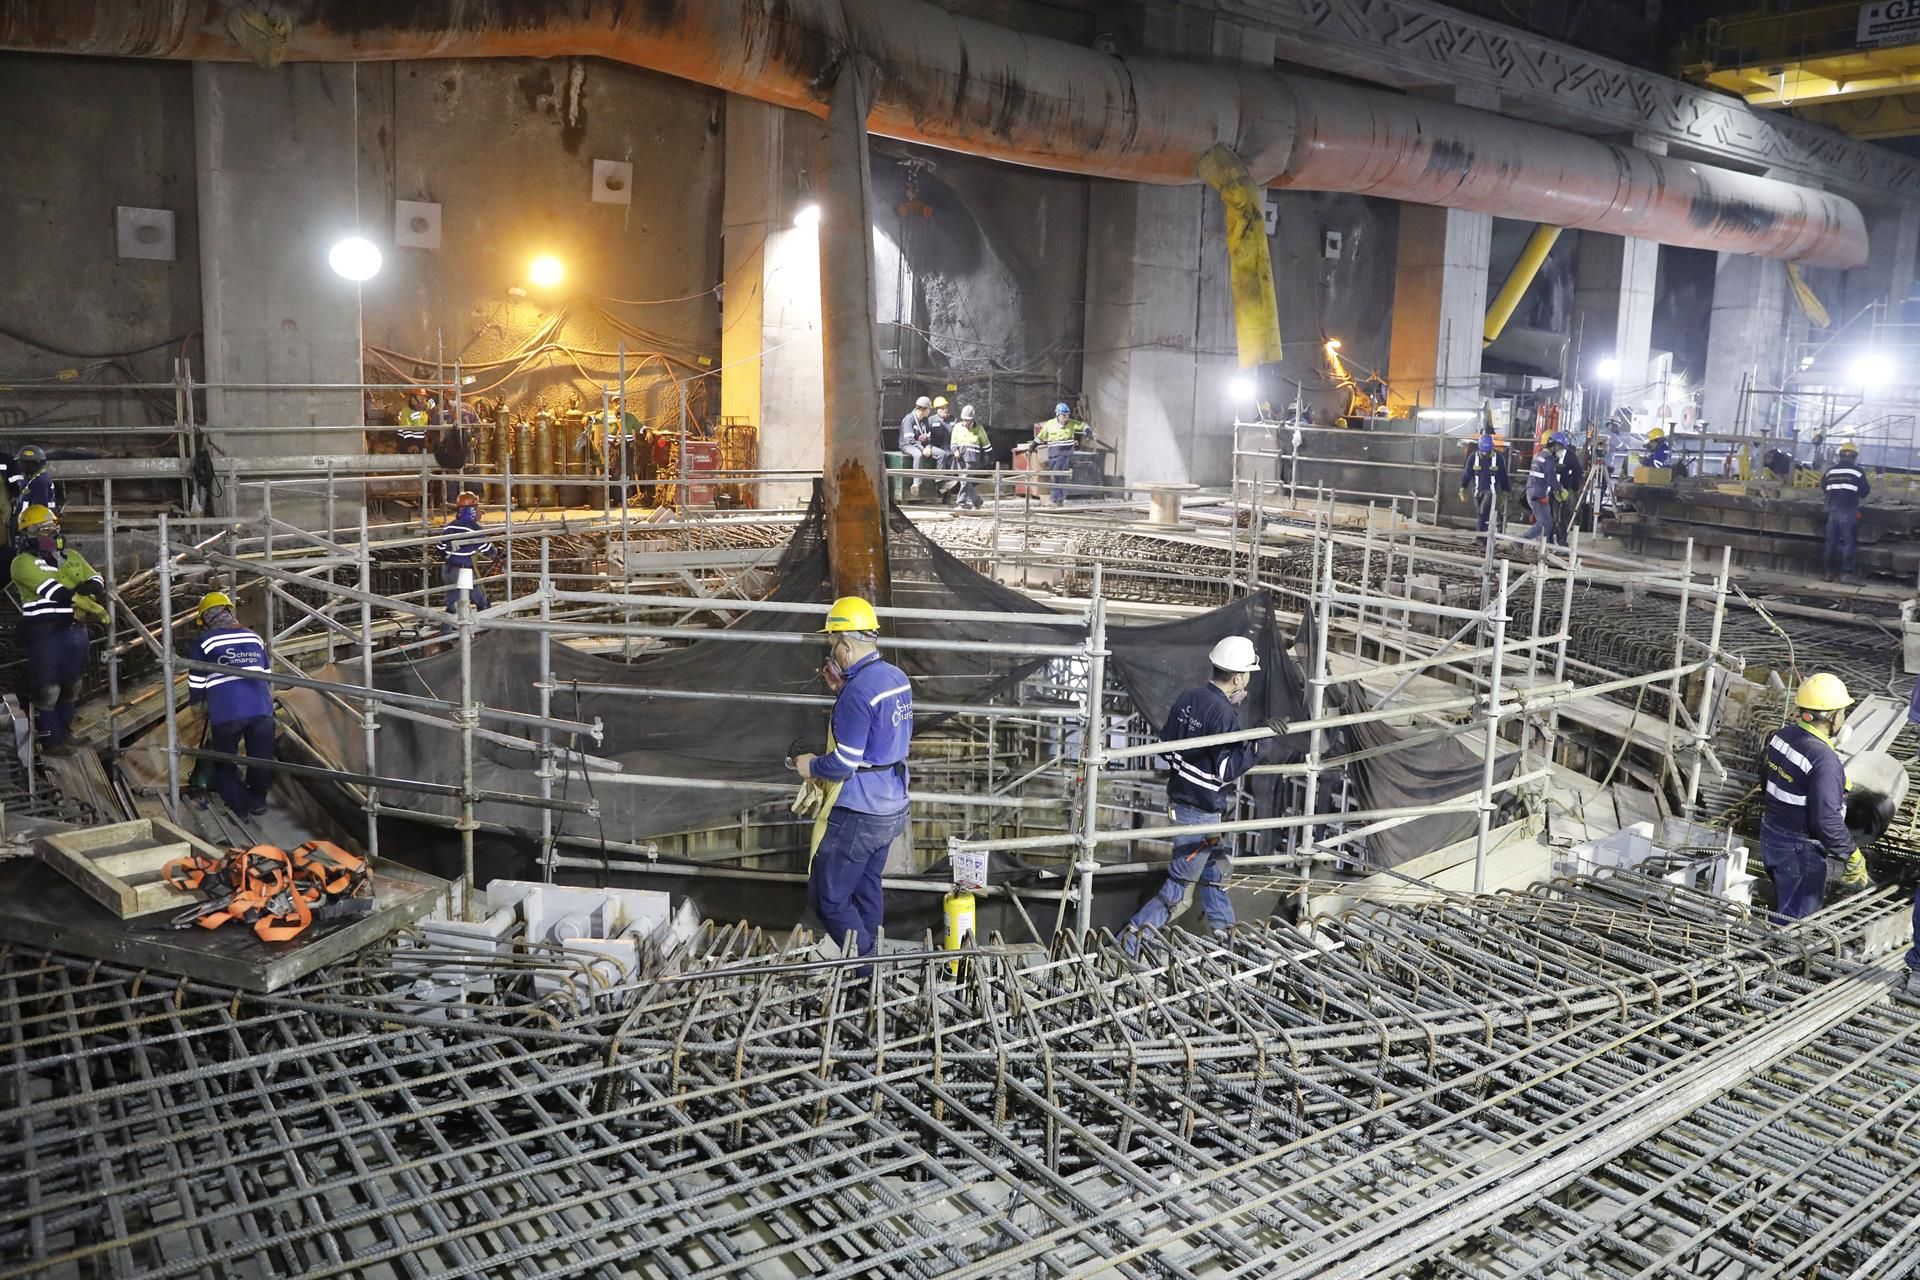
2,873,1916,1279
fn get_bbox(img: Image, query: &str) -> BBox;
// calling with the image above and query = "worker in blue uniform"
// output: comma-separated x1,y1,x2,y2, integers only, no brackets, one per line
1550,430,1584,546
1821,441,1870,582
1760,673,1859,919
1640,425,1672,470
1457,433,1508,537
1122,635,1267,954
9,504,106,754
791,596,913,961
1520,434,1561,543
435,491,496,618
9,446,59,535
187,591,276,817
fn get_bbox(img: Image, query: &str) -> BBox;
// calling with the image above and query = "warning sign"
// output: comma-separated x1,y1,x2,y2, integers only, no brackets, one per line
1859,0,1920,47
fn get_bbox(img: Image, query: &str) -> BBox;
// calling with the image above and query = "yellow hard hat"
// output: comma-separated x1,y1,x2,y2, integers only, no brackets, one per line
1837,440,1859,454
16,504,56,532
1648,427,1665,440
819,595,880,634
932,396,949,409
1795,672,1852,712
196,591,234,619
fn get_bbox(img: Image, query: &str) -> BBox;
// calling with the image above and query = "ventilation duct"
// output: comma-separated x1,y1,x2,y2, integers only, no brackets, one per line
0,0,1867,265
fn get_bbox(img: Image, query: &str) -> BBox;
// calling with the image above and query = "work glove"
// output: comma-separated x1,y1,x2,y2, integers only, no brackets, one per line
54,551,94,589
1457,488,1468,501
791,777,829,818
74,593,109,626
1836,848,1870,892
1555,488,1571,503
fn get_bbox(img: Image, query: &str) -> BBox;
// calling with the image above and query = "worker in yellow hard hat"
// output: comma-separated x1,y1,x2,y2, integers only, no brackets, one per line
789,595,913,965
187,590,277,817
9,504,107,755
1760,673,1858,918
1821,440,1869,582
1641,424,1672,471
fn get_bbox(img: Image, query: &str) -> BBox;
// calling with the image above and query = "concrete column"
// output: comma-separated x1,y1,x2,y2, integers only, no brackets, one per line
193,63,362,515
813,61,890,602
720,99,824,512
1573,231,1660,417
1386,203,1491,416
1386,86,1496,419
1082,183,1239,485
1701,252,1794,431
1845,202,1920,321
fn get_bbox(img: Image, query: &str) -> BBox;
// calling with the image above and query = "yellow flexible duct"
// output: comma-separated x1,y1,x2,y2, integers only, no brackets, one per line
1198,144,1284,368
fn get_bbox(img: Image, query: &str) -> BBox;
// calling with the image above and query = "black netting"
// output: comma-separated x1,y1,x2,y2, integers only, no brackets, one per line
280,494,1516,871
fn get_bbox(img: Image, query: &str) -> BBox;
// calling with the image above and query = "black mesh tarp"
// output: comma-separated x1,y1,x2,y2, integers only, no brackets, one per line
281,496,1485,866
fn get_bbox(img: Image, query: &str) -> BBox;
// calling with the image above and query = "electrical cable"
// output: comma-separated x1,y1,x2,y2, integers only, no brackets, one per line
0,324,198,362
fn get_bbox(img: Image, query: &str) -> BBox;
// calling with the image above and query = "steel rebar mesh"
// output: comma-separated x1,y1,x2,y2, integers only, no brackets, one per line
3,873,1918,1279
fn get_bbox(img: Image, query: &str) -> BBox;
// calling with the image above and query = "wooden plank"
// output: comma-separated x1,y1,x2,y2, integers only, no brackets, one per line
41,818,228,920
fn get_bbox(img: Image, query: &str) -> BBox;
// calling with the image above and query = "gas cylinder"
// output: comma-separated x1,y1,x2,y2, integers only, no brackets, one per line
943,890,975,974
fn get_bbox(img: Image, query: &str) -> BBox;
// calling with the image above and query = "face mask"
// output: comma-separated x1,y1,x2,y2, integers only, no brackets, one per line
35,534,58,555
1226,686,1249,706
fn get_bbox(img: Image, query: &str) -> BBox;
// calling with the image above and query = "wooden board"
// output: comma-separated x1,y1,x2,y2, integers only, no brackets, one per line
40,817,227,919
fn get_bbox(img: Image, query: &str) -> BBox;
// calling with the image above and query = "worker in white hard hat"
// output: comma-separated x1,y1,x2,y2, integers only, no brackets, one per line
950,405,989,509
899,396,943,501
1761,672,1862,919
1821,440,1870,582
1122,634,1268,954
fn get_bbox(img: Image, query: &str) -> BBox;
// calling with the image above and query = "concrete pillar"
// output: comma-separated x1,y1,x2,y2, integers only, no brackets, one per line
720,99,825,512
813,61,890,603
1082,182,1239,486
1845,202,1920,321
1386,203,1491,416
1701,252,1794,432
193,63,362,514
1573,231,1660,417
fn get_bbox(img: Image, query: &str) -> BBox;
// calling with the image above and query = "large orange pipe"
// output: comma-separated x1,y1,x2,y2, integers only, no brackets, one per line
0,0,1869,267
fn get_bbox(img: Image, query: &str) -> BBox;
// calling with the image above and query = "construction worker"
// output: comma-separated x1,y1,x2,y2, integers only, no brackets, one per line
10,505,106,754
1034,401,1090,506
1641,425,1672,470
187,591,275,817
899,396,937,498
1550,430,1583,546
603,394,643,501
950,405,988,510
931,396,960,497
435,491,497,617
791,596,913,962
1520,434,1561,544
1821,441,1870,582
1761,673,1860,919
398,388,433,453
1122,636,1266,954
9,446,59,530
1458,433,1509,537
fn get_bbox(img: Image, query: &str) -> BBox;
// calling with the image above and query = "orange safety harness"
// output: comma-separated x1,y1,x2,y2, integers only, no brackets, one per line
166,840,369,942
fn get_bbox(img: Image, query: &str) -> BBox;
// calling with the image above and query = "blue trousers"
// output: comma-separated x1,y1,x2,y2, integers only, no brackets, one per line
1825,508,1859,577
810,806,907,957
1521,493,1552,541
1046,443,1074,505
23,623,88,747
1761,823,1829,920
443,563,489,615
1470,489,1498,534
1127,803,1235,943
209,714,276,813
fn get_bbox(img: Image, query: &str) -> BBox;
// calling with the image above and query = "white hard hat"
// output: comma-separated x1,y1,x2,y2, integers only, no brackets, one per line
915,396,932,409
960,405,976,420
1209,635,1261,673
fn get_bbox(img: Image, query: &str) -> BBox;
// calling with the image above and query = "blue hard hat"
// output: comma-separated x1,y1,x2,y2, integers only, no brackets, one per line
1478,433,1494,451
1055,402,1071,415
1549,430,1570,446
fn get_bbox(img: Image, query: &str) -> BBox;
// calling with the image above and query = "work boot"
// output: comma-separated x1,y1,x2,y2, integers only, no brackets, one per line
1905,965,1920,994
